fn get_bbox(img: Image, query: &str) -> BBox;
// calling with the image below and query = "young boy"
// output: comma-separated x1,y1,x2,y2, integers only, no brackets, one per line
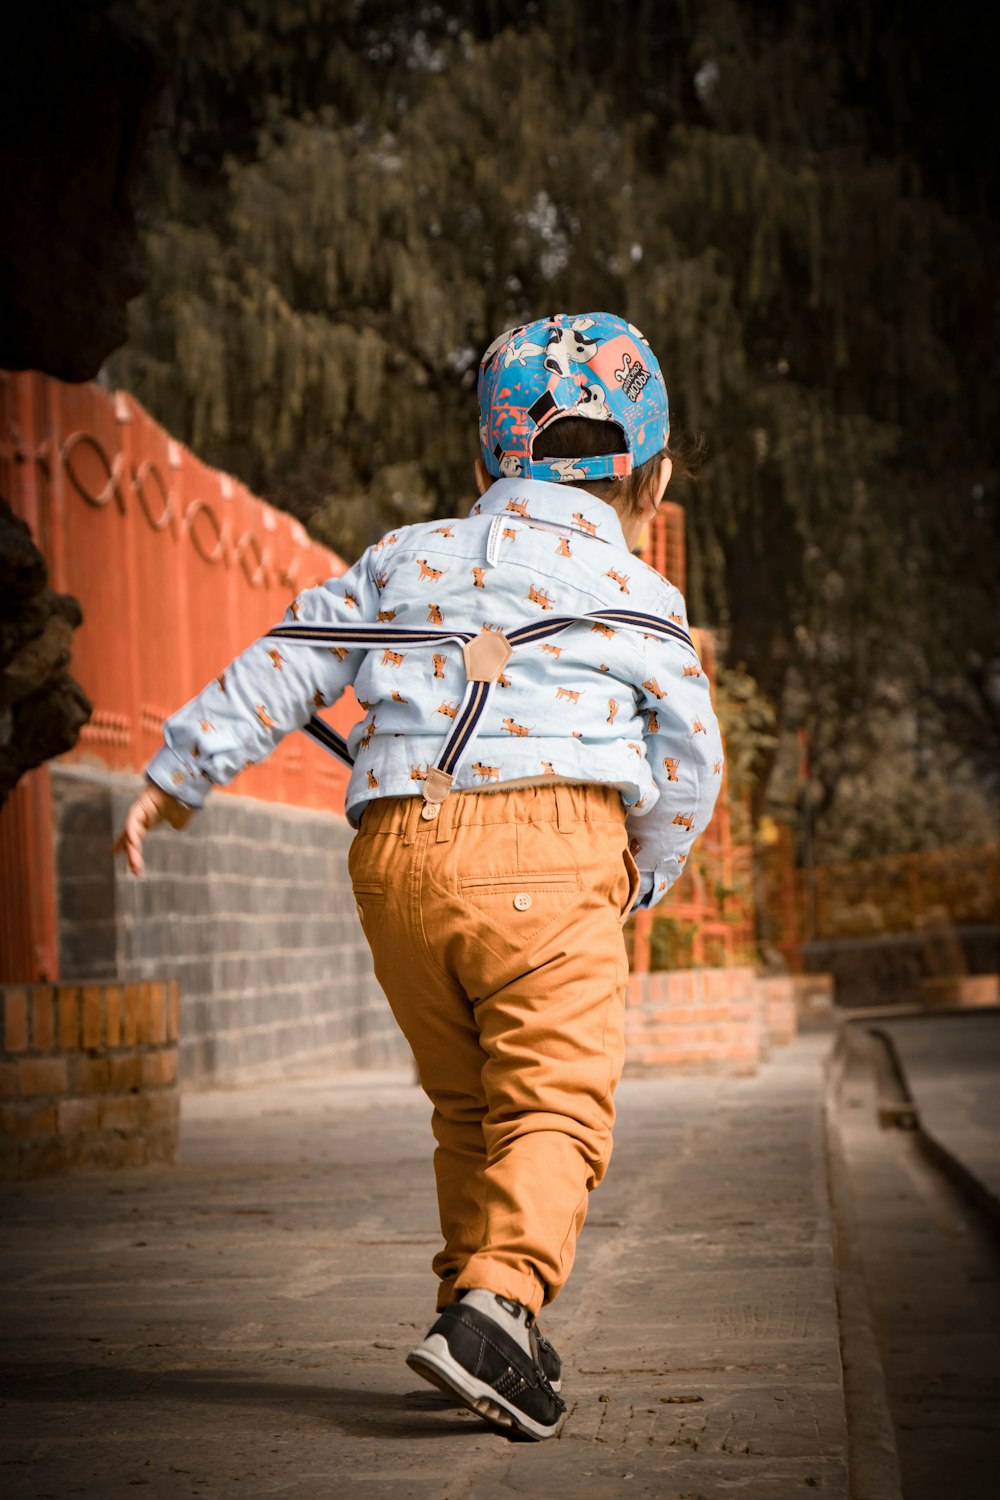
116,312,723,1441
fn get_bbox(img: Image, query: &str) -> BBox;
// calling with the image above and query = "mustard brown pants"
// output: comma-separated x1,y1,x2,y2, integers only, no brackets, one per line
348,782,639,1317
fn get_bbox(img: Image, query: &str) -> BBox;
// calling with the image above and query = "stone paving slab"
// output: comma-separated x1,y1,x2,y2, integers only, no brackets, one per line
0,1038,847,1497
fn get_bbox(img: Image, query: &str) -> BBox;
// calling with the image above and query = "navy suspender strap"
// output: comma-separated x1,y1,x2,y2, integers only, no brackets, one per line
265,609,697,805
266,622,478,779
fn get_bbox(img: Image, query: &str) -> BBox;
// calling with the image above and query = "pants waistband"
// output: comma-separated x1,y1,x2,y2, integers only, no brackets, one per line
359,782,626,842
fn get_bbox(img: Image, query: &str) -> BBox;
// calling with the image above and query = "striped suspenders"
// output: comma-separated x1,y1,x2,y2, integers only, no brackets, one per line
266,610,696,808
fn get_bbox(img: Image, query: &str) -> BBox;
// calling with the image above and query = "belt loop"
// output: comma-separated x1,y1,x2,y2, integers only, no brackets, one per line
436,792,456,843
555,783,576,834
402,796,420,847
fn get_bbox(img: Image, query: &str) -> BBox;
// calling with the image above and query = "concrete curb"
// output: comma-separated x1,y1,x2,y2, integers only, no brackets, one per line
823,1027,904,1500
868,1021,1000,1234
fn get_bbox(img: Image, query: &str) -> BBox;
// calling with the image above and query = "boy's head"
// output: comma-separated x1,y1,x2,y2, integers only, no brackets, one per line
477,313,669,492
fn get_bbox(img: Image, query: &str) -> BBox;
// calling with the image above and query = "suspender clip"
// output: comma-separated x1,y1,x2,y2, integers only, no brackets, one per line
422,767,455,805
463,629,512,683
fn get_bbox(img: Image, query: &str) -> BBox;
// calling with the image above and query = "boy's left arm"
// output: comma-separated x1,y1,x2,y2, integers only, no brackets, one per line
145,549,381,810
626,627,725,911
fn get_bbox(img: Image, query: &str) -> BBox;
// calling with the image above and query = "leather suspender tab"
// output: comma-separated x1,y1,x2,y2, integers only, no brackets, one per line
422,767,455,804
462,629,512,683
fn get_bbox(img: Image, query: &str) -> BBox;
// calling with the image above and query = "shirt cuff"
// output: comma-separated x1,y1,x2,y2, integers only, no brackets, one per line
145,746,212,810
632,857,683,911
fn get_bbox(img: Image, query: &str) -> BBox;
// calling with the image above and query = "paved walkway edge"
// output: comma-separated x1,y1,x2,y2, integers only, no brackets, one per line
867,1017,1000,1233
823,1028,904,1500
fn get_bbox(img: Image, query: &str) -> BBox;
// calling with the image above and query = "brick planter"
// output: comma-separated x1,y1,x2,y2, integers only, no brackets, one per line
919,973,999,1009
0,981,180,1178
624,965,767,1076
757,977,800,1047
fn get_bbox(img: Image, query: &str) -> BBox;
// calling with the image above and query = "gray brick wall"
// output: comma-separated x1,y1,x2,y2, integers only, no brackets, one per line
51,767,411,1086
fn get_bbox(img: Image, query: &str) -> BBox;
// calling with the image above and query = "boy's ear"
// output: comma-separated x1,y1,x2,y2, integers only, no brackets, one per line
474,458,492,496
652,456,673,509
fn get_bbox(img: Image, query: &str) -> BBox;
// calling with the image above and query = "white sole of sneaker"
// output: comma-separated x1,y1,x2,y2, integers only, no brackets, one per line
406,1333,561,1442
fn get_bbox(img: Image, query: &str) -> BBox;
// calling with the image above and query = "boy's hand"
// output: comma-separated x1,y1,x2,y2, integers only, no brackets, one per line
113,783,194,876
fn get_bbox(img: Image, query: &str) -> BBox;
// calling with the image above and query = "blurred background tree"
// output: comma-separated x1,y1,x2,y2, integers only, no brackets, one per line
109,0,999,861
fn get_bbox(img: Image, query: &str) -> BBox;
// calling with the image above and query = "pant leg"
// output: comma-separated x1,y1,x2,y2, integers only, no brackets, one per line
443,788,635,1314
348,804,488,1308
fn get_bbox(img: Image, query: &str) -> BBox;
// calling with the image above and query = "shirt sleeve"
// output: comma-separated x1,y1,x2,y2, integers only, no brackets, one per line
625,600,725,910
145,549,380,809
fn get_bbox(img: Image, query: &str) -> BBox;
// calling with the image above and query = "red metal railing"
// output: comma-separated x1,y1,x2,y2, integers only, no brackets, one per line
1,372,357,803
0,371,358,980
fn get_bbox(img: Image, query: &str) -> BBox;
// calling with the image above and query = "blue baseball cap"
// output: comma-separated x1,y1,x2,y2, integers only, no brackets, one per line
477,312,669,483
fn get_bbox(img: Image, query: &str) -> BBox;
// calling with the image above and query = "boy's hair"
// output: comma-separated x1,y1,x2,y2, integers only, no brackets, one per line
531,417,704,517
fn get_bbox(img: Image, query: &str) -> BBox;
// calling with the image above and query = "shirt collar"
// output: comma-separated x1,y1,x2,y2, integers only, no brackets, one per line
470,478,631,552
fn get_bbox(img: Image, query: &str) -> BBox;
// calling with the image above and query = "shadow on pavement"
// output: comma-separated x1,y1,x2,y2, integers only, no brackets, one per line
0,1361,501,1440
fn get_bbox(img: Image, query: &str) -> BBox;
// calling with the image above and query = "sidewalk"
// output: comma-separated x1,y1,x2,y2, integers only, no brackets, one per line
0,1033,848,1499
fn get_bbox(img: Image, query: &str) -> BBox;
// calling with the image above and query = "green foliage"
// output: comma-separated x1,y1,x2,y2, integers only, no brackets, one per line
647,916,695,974
110,0,998,858
713,663,777,799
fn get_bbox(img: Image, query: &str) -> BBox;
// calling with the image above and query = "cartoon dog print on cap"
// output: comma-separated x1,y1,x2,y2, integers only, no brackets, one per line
576,383,612,421
504,336,549,368
543,322,600,379
551,457,588,482
480,325,524,367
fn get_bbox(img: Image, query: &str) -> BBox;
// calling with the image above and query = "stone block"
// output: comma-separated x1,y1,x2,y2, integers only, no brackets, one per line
98,1094,141,1132
167,981,181,1042
57,1096,101,1135
3,989,28,1052
108,1055,142,1093
18,1056,69,1097
135,982,153,1044
104,985,122,1047
148,983,169,1045
58,921,117,978
14,1136,70,1177
140,1049,177,1088
70,1055,111,1093
59,875,116,924
1,1101,57,1138
31,987,55,1050
121,983,139,1045
81,985,103,1049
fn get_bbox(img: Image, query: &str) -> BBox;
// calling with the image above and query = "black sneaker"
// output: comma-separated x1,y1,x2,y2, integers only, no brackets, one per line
407,1293,566,1440
532,1325,562,1393
450,1288,563,1393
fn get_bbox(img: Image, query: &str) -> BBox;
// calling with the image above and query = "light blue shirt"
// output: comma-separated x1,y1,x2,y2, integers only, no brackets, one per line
147,478,725,909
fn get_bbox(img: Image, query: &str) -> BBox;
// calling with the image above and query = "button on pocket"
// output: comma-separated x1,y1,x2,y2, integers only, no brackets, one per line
513,892,533,911
352,882,386,926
